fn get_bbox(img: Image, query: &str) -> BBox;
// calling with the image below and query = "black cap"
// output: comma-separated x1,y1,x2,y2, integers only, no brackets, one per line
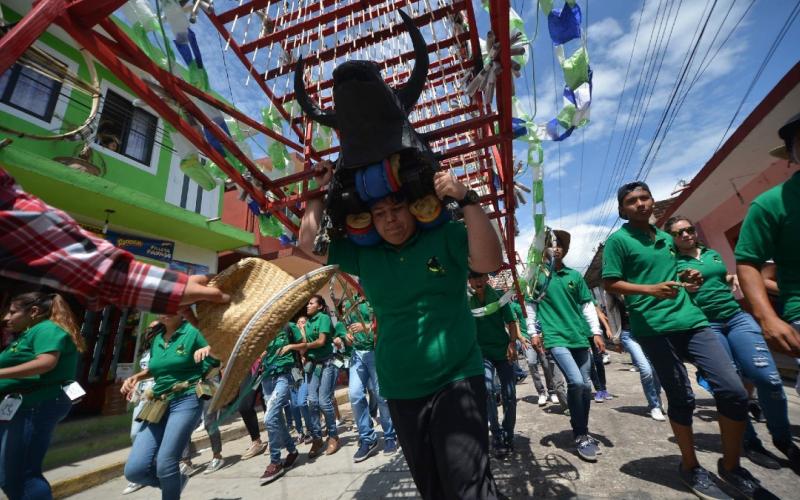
616,181,651,205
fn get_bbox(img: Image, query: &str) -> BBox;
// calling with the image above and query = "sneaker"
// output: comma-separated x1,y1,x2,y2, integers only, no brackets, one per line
602,353,611,365
743,441,781,470
179,461,197,477
308,438,325,459
122,482,144,495
324,436,341,455
678,463,730,499
353,441,379,463
259,462,285,485
283,450,299,469
302,433,313,445
575,435,598,462
717,459,771,499
537,394,548,406
203,457,224,474
515,374,527,385
594,391,604,403
650,407,666,422
747,400,764,423
603,390,613,400
550,393,559,404
773,438,800,474
383,438,398,455
242,441,267,460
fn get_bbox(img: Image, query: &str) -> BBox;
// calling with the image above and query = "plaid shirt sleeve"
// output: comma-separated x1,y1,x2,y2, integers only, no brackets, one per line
0,168,188,313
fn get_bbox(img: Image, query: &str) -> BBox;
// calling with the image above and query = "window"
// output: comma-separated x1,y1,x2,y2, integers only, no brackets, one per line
0,63,63,121
96,90,158,165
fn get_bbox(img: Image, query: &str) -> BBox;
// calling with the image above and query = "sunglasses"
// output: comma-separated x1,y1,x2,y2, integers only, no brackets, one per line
670,226,696,237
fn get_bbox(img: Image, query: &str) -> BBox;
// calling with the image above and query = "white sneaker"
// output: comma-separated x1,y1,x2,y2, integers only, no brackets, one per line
550,393,559,404
203,457,224,474
537,394,547,406
650,407,666,421
602,353,611,365
122,482,144,495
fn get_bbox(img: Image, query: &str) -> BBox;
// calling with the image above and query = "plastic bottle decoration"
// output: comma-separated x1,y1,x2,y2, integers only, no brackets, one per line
163,0,209,91
121,0,170,69
261,106,291,171
354,154,402,202
346,213,382,246
170,130,219,191
410,194,450,229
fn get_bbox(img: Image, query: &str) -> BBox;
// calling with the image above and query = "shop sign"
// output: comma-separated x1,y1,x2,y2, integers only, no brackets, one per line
169,260,210,275
105,230,174,263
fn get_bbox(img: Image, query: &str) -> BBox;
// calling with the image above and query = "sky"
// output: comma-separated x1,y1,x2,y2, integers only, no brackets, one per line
125,0,800,273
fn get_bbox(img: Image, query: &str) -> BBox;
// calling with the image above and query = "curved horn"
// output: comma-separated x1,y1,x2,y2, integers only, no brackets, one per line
294,56,337,128
395,9,429,113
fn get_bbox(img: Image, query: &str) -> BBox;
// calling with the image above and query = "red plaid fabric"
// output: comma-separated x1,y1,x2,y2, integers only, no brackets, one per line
0,167,187,313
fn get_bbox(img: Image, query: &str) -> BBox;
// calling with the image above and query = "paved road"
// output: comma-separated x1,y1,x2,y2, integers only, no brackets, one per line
70,352,800,499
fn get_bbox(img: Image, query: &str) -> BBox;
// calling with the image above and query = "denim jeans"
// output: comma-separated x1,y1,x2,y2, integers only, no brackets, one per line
131,400,146,441
620,330,662,410
349,350,396,446
0,392,72,500
710,311,791,446
184,400,222,458
305,359,338,439
550,347,592,437
483,358,516,446
124,394,203,500
262,373,298,464
523,345,568,405
294,380,311,434
589,338,607,392
286,381,307,435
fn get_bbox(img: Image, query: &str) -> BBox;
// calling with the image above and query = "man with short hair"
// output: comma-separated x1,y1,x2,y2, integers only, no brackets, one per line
299,162,502,499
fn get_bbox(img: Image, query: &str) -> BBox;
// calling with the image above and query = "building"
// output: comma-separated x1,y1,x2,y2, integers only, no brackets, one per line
0,1,254,415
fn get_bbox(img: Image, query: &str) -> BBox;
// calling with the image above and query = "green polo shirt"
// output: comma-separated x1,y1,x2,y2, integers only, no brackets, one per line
735,172,800,322
510,300,529,340
341,300,375,351
148,322,218,399
0,320,78,408
676,247,741,322
304,311,333,361
602,224,708,337
535,266,592,349
470,286,516,361
262,325,297,376
328,221,484,399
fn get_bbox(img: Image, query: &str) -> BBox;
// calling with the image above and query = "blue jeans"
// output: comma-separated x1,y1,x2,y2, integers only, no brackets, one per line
710,311,791,446
262,373,298,464
124,394,202,500
620,330,663,410
550,347,592,437
287,381,307,435
0,392,72,500
295,380,311,434
349,350,395,445
305,359,338,439
483,358,516,446
131,400,146,441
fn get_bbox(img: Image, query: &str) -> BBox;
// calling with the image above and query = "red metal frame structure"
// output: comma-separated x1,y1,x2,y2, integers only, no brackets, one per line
1,0,520,292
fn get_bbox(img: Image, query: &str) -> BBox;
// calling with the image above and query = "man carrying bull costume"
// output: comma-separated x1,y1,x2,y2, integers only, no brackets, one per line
297,11,502,498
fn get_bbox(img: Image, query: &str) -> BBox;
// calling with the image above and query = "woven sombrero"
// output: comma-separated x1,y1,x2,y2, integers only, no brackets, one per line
196,258,337,411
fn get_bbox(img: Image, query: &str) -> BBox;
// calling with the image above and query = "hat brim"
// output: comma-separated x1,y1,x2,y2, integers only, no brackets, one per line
769,145,789,160
197,258,337,411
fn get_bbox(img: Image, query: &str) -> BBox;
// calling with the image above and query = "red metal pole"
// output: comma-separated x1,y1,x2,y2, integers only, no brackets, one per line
0,0,66,75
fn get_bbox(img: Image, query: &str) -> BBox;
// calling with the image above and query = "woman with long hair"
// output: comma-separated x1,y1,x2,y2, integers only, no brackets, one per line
120,313,218,500
0,291,85,500
667,215,799,472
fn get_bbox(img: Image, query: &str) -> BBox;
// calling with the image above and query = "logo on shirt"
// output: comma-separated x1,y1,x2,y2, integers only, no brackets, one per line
568,280,576,289
427,256,446,276
176,344,186,356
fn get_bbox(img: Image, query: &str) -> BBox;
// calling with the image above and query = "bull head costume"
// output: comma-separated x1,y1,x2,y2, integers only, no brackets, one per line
295,10,449,253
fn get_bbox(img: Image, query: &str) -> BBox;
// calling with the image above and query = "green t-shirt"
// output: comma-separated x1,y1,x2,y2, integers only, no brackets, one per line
339,300,375,352
676,247,741,322
328,221,484,399
602,224,709,337
510,300,529,340
262,325,297,375
333,321,353,356
735,172,800,322
535,266,592,349
304,312,333,361
148,322,218,399
470,286,515,361
0,320,78,408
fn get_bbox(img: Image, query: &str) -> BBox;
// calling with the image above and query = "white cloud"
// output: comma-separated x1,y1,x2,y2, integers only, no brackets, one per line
589,17,623,44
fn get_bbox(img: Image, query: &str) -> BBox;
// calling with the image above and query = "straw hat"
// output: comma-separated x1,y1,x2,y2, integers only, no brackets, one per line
196,258,337,411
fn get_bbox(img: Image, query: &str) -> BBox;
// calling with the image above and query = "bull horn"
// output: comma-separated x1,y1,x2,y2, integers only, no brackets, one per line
395,9,429,113
294,56,337,128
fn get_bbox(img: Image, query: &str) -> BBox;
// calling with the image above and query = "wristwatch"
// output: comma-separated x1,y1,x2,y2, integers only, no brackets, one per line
457,189,480,208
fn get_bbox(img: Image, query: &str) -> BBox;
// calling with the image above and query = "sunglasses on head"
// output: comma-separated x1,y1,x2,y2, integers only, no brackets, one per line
670,226,696,237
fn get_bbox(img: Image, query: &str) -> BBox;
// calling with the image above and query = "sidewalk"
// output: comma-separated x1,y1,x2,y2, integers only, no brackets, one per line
66,353,800,498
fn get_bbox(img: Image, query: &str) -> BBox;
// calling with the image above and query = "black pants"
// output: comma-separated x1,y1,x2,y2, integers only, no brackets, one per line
638,327,748,426
387,375,499,500
238,377,264,441
588,338,607,392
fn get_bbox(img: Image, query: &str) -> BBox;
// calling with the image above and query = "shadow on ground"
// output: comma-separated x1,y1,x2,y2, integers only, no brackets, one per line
495,435,581,498
619,454,686,493
349,452,420,499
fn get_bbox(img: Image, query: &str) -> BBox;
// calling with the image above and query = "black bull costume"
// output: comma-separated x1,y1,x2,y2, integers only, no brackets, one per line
294,10,453,252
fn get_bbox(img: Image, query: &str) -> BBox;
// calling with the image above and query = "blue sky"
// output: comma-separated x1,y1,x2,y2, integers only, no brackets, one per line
129,1,799,271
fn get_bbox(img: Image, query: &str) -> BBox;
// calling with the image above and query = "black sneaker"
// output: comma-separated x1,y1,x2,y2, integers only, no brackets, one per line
352,440,379,463
717,459,773,500
678,463,730,500
259,462,285,485
774,438,800,475
743,441,781,470
575,435,598,462
383,438,398,455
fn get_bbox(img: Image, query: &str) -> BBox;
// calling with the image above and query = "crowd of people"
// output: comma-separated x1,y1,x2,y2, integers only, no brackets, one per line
0,105,799,500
